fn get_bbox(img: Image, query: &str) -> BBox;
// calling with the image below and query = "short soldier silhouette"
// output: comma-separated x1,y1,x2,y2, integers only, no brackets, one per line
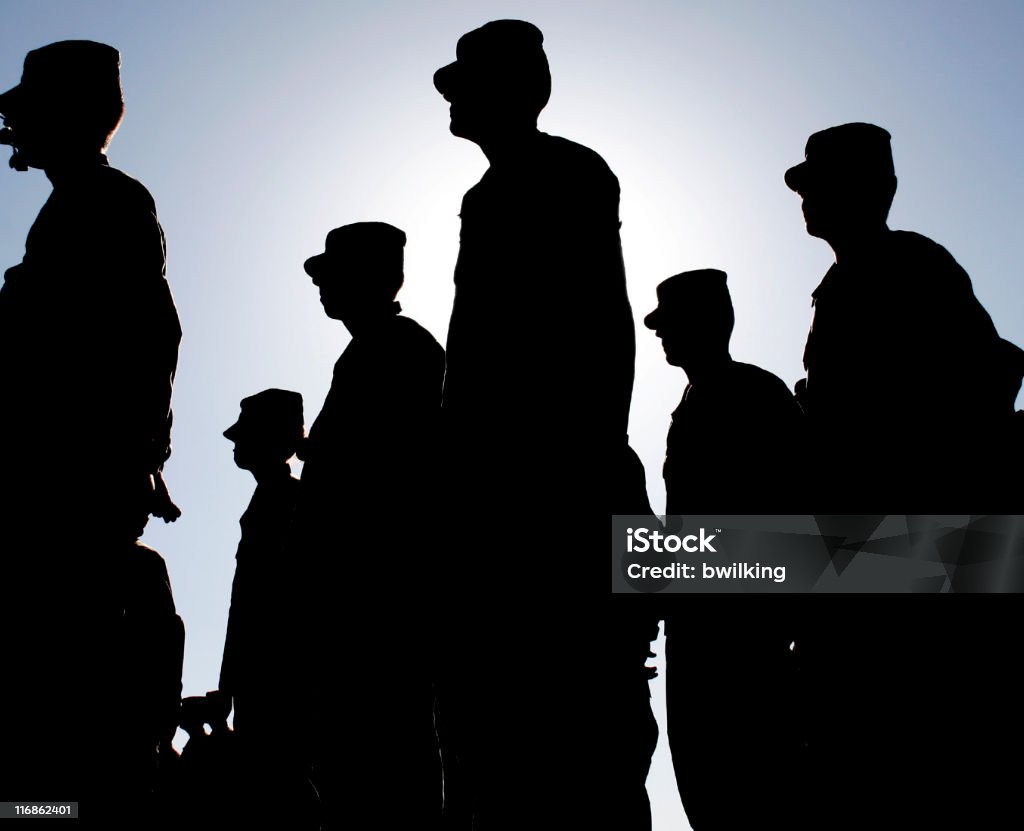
645,270,804,831
219,389,304,741
644,269,804,514
218,389,317,830
785,122,1016,510
0,41,181,808
297,222,444,831
433,20,636,828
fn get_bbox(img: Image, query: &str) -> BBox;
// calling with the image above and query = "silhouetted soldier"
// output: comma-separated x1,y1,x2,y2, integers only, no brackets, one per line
785,122,1015,510
786,125,1024,829
0,41,181,807
645,270,804,830
297,222,444,831
219,389,304,740
432,21,635,828
434,19,635,519
216,389,319,827
645,269,804,514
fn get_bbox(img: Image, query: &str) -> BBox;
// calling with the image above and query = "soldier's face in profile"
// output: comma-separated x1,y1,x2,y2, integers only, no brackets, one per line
444,79,497,141
797,171,882,242
798,182,842,241
231,438,257,471
231,435,288,471
0,111,36,171
654,319,692,368
315,275,346,320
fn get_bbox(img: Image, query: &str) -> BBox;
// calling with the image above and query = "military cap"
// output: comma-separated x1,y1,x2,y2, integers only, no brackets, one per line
433,19,551,112
0,40,123,118
303,222,406,280
224,389,305,445
785,122,895,193
644,269,731,330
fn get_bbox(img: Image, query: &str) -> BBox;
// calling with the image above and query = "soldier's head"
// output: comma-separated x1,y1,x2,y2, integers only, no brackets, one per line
304,222,406,329
224,389,305,474
433,20,551,145
785,123,897,244
644,270,734,370
0,41,125,172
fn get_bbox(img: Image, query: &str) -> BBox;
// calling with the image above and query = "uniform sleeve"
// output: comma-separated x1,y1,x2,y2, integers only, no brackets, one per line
90,187,182,472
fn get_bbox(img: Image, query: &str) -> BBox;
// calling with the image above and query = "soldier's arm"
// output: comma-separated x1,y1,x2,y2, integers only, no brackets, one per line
93,189,182,473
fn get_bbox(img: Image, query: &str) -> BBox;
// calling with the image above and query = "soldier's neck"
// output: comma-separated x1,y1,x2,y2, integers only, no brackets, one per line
681,352,733,386
44,151,109,186
342,300,401,337
478,125,541,165
252,461,293,485
828,223,890,266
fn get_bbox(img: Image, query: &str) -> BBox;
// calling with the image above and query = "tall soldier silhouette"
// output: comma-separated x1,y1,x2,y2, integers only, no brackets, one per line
786,124,1024,830
219,389,304,739
645,270,804,831
0,41,181,809
785,122,1016,510
433,20,635,828
297,222,444,831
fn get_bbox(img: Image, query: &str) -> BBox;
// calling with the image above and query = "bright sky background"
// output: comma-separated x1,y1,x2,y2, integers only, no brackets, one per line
3,2,1023,827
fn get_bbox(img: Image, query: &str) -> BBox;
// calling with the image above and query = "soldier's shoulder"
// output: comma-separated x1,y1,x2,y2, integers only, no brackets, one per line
539,133,618,181
889,230,968,276
96,165,158,215
124,540,172,586
886,230,978,305
731,361,798,401
393,315,445,356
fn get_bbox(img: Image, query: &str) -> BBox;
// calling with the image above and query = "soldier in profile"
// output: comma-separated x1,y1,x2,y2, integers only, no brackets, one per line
432,21,636,826
0,40,181,806
218,389,304,742
297,222,444,831
645,270,804,831
784,122,1013,509
786,124,1024,828
644,269,803,514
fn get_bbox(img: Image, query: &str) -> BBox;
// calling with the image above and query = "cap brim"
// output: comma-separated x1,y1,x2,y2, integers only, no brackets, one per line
433,62,458,96
303,254,327,278
785,162,808,193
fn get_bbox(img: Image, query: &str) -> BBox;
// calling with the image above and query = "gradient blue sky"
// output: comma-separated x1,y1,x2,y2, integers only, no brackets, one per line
3,2,1022,826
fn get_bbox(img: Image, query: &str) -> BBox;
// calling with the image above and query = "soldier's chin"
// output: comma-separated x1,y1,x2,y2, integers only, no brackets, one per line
8,149,29,172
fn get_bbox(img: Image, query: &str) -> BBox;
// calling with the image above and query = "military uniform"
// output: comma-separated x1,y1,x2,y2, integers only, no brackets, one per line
443,131,635,518
665,360,804,514
298,302,444,831
438,132,634,830
0,154,180,525
801,230,1003,508
220,471,301,733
